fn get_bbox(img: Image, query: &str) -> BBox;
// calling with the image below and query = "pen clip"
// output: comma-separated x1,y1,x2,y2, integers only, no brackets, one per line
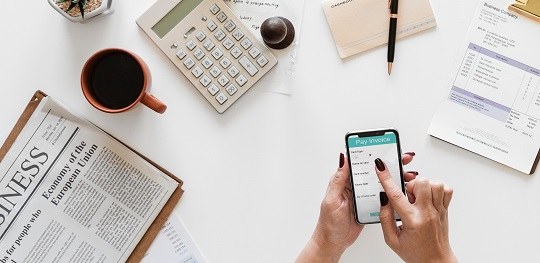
388,0,392,9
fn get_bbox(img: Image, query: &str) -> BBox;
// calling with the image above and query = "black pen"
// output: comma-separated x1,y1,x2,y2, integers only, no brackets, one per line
388,0,399,75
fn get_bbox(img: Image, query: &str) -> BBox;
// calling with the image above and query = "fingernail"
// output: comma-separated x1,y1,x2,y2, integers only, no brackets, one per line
375,158,385,171
339,153,344,168
405,152,416,156
407,171,419,175
380,192,389,206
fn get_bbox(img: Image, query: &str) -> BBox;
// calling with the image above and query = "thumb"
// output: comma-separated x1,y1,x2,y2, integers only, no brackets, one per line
379,192,399,249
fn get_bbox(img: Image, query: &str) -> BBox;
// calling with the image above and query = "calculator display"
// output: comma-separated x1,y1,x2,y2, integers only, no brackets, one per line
152,0,204,38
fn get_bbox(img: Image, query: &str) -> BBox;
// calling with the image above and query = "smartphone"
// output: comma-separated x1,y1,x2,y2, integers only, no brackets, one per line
345,128,405,224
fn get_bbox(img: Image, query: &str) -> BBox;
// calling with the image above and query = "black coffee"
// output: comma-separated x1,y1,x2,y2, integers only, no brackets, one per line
91,52,144,109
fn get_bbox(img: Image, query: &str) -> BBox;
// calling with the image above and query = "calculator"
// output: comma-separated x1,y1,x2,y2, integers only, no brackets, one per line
137,0,278,114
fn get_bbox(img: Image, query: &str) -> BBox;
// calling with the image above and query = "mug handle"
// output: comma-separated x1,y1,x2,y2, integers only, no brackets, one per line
141,93,167,114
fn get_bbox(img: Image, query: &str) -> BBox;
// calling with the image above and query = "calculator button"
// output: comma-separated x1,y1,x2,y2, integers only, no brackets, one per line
202,57,214,69
227,66,240,78
226,84,238,96
194,49,205,60
214,29,226,41
217,12,227,23
256,55,269,67
203,39,215,51
218,75,230,86
239,56,258,76
196,31,206,42
240,38,252,50
220,57,231,69
212,48,224,60
232,29,245,41
216,93,228,105
210,66,222,78
200,75,212,87
236,74,248,87
222,38,234,50
175,49,187,60
248,47,261,58
231,47,242,59
224,20,236,32
209,4,220,15
207,21,217,32
183,57,195,69
186,40,197,51
208,84,219,96
192,66,203,78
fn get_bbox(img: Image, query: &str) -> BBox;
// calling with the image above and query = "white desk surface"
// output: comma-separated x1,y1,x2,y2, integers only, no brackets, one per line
1,0,539,262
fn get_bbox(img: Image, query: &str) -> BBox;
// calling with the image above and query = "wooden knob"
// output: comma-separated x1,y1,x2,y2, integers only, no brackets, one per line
260,16,295,49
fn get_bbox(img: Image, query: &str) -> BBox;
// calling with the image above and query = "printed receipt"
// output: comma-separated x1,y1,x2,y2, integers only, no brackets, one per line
223,0,306,94
142,215,207,263
429,0,540,173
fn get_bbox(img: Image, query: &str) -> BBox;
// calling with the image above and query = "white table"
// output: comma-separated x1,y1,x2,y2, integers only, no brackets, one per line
1,0,539,262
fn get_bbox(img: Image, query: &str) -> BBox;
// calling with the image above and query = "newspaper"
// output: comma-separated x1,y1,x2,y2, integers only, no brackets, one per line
0,97,178,263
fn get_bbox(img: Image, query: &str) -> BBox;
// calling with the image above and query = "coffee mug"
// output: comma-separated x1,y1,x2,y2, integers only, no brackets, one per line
81,48,167,114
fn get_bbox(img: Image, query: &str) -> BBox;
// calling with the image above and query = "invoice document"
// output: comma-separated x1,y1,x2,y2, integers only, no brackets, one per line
429,0,540,174
142,215,207,263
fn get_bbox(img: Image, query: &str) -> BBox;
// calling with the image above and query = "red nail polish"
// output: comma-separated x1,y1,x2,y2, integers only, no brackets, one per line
405,152,416,156
375,158,385,171
380,192,388,206
339,153,344,168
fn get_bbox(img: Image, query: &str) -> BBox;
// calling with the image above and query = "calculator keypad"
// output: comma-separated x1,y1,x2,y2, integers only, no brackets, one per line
240,38,252,50
216,12,227,23
222,38,234,50
227,66,240,78
224,20,236,32
202,57,213,69
194,49,205,60
239,56,258,76
186,40,197,50
208,84,219,96
216,93,228,104
214,29,226,41
232,29,244,41
176,49,186,59
209,4,220,15
167,0,277,113
196,31,206,41
231,47,242,59
184,57,195,69
220,57,231,69
203,39,215,51
207,21,217,32
192,66,203,78
212,48,224,60
248,47,260,58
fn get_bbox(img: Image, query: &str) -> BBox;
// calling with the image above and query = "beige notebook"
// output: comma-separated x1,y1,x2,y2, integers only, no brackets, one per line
322,0,437,58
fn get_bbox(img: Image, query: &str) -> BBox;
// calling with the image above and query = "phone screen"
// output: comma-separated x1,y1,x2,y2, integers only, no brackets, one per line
346,129,404,224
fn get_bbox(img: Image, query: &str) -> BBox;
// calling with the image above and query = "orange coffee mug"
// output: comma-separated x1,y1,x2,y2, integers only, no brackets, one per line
81,48,167,114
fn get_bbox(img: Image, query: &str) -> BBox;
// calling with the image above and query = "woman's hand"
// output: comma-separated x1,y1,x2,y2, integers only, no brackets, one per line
375,158,458,263
296,152,418,263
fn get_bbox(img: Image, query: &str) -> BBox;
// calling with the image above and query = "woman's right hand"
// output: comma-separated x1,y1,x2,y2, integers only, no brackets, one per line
374,158,458,263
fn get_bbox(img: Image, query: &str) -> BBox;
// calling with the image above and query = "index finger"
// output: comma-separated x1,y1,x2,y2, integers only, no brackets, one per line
375,158,412,218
